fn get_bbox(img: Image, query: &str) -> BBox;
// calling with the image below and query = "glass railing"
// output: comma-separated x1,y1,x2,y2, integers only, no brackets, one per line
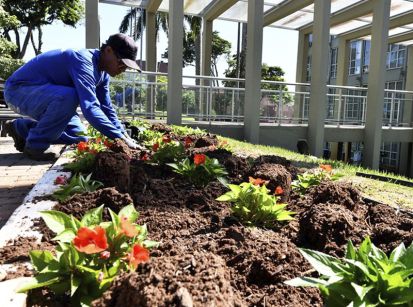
110,71,413,128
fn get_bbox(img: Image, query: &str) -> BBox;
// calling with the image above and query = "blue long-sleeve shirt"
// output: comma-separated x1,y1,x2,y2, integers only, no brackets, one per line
6,49,125,139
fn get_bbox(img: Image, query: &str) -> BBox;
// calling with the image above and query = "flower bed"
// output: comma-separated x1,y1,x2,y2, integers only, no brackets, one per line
1,122,413,306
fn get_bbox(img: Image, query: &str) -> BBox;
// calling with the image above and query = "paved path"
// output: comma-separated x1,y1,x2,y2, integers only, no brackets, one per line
0,137,56,228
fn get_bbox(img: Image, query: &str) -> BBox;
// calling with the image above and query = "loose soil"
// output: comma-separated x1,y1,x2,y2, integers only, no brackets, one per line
3,127,413,306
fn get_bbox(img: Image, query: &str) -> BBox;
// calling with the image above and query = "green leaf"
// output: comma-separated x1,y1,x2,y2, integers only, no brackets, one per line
351,282,373,300
216,193,233,202
346,240,356,260
284,276,328,287
53,229,76,243
17,273,61,293
118,204,139,222
70,274,81,296
390,242,406,263
81,205,104,227
29,250,54,272
143,240,159,248
108,208,120,227
40,210,74,234
299,248,341,277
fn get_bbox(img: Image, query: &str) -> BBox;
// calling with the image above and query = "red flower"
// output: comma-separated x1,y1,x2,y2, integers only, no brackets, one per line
162,135,171,143
194,154,206,165
184,137,193,148
120,216,139,238
54,175,67,185
249,176,269,186
104,139,113,148
73,226,108,254
152,143,159,152
140,153,149,161
274,186,284,195
89,149,98,155
77,141,88,152
95,137,102,144
320,164,333,172
128,244,150,269
100,251,111,260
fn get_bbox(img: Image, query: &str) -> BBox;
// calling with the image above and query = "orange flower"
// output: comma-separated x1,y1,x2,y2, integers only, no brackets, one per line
249,176,269,186
152,143,159,152
184,137,193,148
120,216,140,237
274,186,284,195
194,154,206,165
320,164,333,172
89,149,98,155
128,244,150,269
77,141,88,152
162,135,171,143
95,137,102,144
73,226,108,254
104,139,113,148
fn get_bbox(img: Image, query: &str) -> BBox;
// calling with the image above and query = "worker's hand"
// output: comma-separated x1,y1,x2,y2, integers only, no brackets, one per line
122,135,144,150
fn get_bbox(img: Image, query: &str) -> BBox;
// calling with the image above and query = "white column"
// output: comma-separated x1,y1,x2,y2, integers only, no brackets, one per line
244,0,263,144
146,11,157,118
167,0,184,125
364,0,391,169
307,0,331,157
201,19,213,77
294,31,308,119
399,45,413,177
336,37,349,86
85,0,100,48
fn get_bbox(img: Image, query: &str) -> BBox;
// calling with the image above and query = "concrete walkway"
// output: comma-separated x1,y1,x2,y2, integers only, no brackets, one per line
0,137,58,228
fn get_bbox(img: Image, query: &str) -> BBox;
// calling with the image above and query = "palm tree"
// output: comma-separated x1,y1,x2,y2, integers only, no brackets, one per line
119,7,169,69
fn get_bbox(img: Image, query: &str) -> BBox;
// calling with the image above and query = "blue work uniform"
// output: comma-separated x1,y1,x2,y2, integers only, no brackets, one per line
4,49,125,151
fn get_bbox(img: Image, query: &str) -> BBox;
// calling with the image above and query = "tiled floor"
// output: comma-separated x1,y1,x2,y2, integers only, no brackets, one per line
0,137,55,228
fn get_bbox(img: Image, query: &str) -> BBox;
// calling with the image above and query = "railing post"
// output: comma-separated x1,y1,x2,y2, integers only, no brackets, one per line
278,89,283,126
231,88,235,122
132,82,136,120
209,81,213,124
362,96,367,125
337,88,342,127
389,91,395,128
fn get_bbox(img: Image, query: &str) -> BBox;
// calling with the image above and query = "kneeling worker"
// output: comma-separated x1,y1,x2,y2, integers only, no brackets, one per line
4,33,141,161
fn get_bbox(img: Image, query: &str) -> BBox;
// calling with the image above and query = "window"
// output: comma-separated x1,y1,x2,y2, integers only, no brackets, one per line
349,40,362,75
380,142,400,169
330,48,338,79
362,40,371,73
384,81,404,125
344,89,365,122
326,88,336,120
386,44,406,69
306,55,311,82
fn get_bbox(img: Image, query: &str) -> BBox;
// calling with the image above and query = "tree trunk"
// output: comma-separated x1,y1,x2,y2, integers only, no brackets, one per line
11,29,20,58
30,26,43,55
19,26,33,59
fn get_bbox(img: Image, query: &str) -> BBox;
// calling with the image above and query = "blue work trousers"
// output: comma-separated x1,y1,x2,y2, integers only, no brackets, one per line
4,83,87,151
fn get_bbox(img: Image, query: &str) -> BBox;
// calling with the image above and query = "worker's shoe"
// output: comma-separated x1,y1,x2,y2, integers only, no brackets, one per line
4,120,25,152
23,147,59,161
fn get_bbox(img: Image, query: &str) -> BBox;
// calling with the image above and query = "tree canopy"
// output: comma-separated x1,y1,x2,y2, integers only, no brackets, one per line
0,0,22,79
2,0,83,58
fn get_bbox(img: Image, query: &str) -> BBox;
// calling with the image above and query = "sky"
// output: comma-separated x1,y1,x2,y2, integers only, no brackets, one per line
23,3,298,82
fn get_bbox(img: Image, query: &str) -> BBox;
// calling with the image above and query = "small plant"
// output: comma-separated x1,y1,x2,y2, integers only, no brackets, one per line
139,129,163,146
168,154,228,187
65,138,113,173
216,180,295,228
292,164,343,194
151,137,186,164
53,173,103,202
171,125,206,137
285,237,413,306
18,204,156,305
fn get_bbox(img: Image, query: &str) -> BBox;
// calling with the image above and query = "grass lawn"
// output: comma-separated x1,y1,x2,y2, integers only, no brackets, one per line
221,137,413,208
